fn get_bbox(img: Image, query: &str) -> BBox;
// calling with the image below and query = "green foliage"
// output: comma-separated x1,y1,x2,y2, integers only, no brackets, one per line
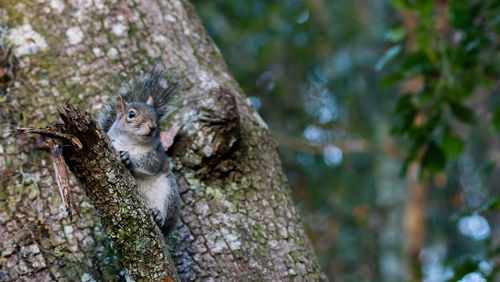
493,107,500,131
422,141,446,172
375,45,402,71
445,259,480,282
383,1,500,280
441,127,464,158
381,0,500,173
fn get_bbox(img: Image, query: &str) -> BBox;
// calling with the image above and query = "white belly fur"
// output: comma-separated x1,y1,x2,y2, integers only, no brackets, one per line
136,174,171,221
109,132,169,220
110,137,152,159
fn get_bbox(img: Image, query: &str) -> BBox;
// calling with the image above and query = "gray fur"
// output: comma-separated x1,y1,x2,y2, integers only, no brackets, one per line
101,64,181,236
121,146,164,177
98,63,181,132
161,170,180,235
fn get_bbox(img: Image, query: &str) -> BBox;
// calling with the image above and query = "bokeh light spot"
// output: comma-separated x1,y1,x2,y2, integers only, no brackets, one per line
323,145,342,167
458,214,490,240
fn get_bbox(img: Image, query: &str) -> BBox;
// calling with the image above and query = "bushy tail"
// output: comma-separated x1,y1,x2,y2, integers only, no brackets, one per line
98,64,181,132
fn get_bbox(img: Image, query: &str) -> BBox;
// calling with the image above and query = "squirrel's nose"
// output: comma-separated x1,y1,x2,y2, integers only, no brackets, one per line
147,121,157,131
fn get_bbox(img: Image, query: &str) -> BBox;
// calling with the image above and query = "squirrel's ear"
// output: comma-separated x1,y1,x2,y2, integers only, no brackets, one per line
147,96,154,106
115,96,127,118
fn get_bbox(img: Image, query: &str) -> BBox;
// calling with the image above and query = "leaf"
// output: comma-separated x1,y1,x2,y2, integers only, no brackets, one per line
423,113,442,133
379,52,430,87
478,198,500,213
391,110,416,135
441,128,465,158
384,27,405,42
449,102,476,124
379,73,404,87
493,106,500,131
446,260,479,282
392,0,413,9
447,80,474,101
399,51,430,74
394,94,414,114
449,0,474,30
422,142,447,172
375,45,402,72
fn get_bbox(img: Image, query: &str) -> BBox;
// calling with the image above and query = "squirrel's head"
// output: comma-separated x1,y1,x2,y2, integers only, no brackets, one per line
115,96,160,142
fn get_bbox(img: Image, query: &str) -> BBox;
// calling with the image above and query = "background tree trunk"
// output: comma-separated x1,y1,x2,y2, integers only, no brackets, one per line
0,0,325,281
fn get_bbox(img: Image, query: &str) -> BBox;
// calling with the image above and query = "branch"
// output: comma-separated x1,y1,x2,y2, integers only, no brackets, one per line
274,133,369,154
18,102,179,281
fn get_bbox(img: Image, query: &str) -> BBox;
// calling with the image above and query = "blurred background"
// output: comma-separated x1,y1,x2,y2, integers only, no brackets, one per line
192,0,500,281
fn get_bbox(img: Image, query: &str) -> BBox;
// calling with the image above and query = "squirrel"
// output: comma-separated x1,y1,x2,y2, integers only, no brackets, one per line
98,64,181,236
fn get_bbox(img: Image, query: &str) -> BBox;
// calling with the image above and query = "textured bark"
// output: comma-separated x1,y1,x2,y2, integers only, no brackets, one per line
0,0,325,281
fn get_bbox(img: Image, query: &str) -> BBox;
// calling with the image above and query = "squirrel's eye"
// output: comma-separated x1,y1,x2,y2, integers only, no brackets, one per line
128,111,136,119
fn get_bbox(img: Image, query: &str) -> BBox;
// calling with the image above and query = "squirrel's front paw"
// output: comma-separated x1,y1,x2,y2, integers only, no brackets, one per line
119,151,131,166
151,208,164,227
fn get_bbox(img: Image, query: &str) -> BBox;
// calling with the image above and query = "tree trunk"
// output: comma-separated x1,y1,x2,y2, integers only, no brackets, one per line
0,0,325,281
403,162,426,280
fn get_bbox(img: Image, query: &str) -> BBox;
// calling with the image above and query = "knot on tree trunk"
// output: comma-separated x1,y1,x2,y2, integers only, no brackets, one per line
171,86,240,178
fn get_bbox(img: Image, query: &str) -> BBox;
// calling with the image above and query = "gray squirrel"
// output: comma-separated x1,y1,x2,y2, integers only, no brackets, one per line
98,64,180,236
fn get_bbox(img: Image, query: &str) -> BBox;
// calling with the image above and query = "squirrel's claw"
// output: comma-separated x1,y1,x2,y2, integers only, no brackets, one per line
151,208,164,227
119,151,131,166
